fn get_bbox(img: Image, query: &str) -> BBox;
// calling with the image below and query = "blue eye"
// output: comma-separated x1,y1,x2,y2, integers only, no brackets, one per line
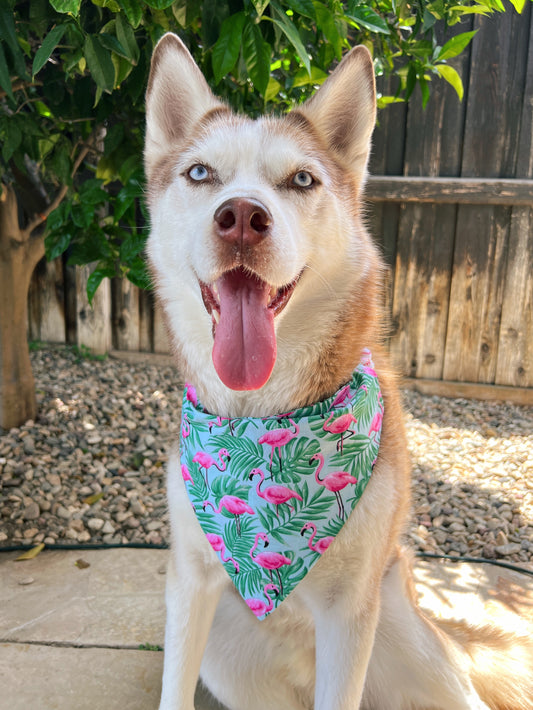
292,171,314,188
188,164,209,181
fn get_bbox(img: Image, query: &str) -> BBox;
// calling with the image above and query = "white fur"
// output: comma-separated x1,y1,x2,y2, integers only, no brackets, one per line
146,34,500,710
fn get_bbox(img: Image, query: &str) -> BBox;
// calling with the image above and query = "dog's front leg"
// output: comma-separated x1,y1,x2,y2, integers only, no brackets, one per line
159,551,224,710
312,593,380,710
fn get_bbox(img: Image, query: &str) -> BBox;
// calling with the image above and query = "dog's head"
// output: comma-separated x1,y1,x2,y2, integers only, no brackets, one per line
145,34,378,406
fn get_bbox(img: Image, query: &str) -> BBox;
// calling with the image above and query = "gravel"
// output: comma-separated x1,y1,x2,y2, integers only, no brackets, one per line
1,346,532,570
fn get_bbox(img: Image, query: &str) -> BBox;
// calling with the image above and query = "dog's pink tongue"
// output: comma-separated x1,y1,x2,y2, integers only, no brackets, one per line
212,269,276,391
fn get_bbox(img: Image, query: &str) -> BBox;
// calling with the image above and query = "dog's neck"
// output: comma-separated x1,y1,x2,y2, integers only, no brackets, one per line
177,261,383,419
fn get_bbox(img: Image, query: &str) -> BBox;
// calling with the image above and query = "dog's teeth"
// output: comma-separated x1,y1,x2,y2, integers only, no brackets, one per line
269,286,277,302
212,284,219,299
212,310,220,324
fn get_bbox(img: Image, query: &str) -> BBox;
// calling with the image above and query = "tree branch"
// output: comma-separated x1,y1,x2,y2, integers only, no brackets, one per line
0,79,43,99
22,129,101,239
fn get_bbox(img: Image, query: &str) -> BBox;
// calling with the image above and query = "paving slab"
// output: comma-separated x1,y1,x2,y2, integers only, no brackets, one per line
0,644,223,710
0,549,167,647
1,548,532,710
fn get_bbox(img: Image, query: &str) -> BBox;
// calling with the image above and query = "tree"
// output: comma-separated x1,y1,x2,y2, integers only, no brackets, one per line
0,0,526,429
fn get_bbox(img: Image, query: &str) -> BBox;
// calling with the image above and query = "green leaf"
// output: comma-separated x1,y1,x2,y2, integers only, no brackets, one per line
285,0,316,19
32,25,68,77
79,179,108,204
1,117,21,162
49,0,81,12
116,13,140,63
315,4,343,59
84,35,115,93
212,12,246,84
377,94,405,109
98,33,130,61
117,0,143,28
104,123,124,154
114,181,142,223
252,0,271,16
144,0,175,8
45,225,74,261
448,4,492,15
242,22,272,96
419,76,430,109
15,543,45,561
264,76,282,102
68,226,111,265
87,263,116,304
0,5,28,79
269,10,310,74
119,230,146,262
345,6,391,35
0,44,14,101
436,30,477,61
292,64,327,87
508,0,526,11
45,201,71,233
127,257,152,290
435,63,464,100
405,63,417,100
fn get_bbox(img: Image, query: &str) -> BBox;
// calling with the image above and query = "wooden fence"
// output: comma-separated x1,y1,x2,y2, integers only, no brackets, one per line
27,7,533,402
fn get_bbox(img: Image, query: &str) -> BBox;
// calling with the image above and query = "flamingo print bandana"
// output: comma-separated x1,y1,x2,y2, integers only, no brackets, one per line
180,350,383,620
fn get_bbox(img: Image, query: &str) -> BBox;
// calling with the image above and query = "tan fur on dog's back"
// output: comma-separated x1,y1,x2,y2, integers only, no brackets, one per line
438,618,533,710
145,33,533,710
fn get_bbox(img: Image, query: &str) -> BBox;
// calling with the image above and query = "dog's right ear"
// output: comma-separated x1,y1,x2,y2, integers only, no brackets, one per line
145,33,223,183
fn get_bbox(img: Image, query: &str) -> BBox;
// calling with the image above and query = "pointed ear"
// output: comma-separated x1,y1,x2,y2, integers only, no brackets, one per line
298,46,376,175
145,33,223,182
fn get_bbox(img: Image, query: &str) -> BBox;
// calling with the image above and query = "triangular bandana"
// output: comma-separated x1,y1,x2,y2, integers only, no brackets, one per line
180,350,383,619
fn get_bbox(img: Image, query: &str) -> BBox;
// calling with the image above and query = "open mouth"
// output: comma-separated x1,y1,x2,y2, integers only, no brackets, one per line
199,266,301,391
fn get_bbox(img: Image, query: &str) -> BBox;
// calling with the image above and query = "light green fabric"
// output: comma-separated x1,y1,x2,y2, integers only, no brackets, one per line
180,353,383,619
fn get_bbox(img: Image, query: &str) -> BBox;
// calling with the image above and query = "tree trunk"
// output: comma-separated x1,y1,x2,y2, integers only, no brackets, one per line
0,185,44,430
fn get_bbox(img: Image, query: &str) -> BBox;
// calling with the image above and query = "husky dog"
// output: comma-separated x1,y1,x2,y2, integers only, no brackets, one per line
145,33,533,710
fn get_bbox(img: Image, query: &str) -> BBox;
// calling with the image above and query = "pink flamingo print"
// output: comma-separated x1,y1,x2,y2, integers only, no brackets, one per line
369,400,384,440
322,412,358,453
184,383,198,406
329,384,351,410
249,468,302,516
258,418,299,472
203,496,254,536
192,448,230,488
250,532,291,593
181,463,193,485
208,415,235,435
245,583,279,617
309,453,358,520
181,415,190,438
301,522,334,554
205,532,239,573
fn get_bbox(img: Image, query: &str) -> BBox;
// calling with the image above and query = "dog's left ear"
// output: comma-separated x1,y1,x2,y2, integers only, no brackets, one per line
298,46,376,175
145,33,224,183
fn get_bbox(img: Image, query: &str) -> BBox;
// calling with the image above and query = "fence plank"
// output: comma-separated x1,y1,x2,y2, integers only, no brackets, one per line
495,16,533,388
443,9,531,384
28,257,65,343
495,208,533,387
138,289,153,351
75,265,112,354
366,177,533,205
153,301,170,354
112,277,140,351
388,34,469,380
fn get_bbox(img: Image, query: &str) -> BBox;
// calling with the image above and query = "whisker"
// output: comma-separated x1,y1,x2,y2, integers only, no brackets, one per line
304,264,339,301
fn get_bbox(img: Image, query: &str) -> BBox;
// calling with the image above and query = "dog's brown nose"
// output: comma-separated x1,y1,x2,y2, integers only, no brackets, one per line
214,198,271,246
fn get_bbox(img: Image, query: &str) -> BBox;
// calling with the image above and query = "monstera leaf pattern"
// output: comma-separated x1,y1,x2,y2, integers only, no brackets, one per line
180,356,383,619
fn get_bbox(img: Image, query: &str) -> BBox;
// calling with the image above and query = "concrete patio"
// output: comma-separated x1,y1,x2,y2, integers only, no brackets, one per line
1,548,532,709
